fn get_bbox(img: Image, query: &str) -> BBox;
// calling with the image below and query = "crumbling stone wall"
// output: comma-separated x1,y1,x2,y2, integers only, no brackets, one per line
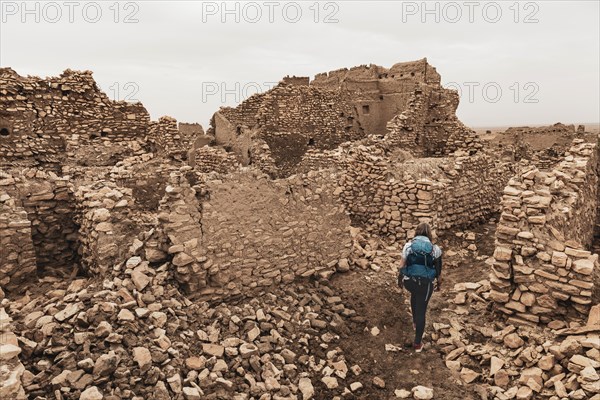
494,123,585,170
435,153,514,230
339,146,512,242
178,122,204,137
108,153,191,212
256,85,363,176
198,170,353,299
152,168,352,299
247,140,278,177
295,147,349,175
155,169,206,293
74,182,136,276
211,92,265,161
0,171,80,273
490,140,600,324
0,192,36,290
193,146,240,174
149,116,199,159
213,82,365,177
0,68,150,170
212,59,483,178
386,86,482,157
504,123,577,136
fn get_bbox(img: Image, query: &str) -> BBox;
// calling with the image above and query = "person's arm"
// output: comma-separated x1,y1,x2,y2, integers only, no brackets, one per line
434,256,442,291
398,257,406,269
396,257,405,287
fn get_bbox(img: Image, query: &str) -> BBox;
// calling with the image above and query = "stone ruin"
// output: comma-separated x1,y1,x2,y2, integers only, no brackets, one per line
490,140,600,322
0,60,598,400
489,123,595,170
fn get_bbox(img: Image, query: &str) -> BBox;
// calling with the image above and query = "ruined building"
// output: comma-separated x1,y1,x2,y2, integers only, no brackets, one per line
209,58,481,178
0,60,598,400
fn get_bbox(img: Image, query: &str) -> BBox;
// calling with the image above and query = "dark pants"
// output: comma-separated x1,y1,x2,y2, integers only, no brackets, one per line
403,277,434,345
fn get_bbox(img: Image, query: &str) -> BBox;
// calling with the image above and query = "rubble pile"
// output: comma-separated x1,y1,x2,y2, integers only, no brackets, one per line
1,250,381,400
435,280,600,400
0,308,27,399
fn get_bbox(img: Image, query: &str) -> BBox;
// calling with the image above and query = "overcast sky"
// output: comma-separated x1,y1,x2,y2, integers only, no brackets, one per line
1,1,599,128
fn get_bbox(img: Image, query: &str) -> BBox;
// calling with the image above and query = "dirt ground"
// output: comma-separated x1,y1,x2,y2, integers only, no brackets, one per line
320,220,500,399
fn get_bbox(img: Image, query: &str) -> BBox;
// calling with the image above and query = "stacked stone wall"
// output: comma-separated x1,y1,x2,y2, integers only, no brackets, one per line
386,86,482,157
435,154,515,230
154,170,206,293
339,146,513,242
149,116,199,158
0,171,80,273
150,168,352,299
490,140,599,324
197,170,352,299
74,181,137,276
0,192,36,290
212,82,365,177
194,146,240,174
0,68,150,169
246,83,364,177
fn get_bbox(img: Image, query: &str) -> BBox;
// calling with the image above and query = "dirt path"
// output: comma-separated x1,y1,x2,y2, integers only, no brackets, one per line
325,220,499,399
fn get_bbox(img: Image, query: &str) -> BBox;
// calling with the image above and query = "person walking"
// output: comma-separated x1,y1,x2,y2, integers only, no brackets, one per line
397,223,443,352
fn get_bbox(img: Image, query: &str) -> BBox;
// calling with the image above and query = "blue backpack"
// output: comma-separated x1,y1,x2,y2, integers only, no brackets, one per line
401,236,437,280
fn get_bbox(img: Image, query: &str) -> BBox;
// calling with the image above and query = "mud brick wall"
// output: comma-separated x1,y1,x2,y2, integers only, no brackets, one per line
0,308,27,400
193,146,240,174
311,59,441,137
0,171,80,273
386,86,483,157
178,122,204,137
74,182,136,276
490,140,600,324
197,170,352,299
0,68,150,169
0,192,36,291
